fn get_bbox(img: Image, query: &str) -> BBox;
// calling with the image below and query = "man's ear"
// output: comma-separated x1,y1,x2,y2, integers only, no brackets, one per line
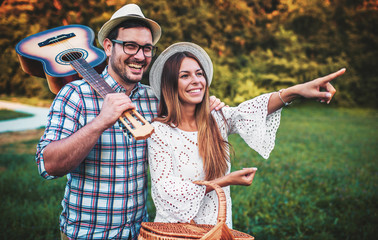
103,38,113,57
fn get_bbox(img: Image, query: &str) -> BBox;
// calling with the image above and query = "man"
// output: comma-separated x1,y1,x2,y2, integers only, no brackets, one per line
35,4,159,239
36,4,222,239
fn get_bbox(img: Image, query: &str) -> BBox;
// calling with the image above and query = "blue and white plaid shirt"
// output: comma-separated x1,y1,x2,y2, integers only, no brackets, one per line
36,67,159,239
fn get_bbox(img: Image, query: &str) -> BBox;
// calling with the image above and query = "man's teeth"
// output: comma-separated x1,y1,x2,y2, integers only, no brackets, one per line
128,64,142,69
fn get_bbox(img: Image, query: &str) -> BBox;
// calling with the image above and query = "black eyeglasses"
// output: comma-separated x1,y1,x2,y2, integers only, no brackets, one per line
111,40,157,57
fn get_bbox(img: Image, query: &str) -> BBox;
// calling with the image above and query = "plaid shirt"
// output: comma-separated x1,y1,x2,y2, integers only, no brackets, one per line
36,67,159,239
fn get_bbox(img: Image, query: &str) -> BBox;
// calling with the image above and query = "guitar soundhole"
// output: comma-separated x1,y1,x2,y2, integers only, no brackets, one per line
56,48,88,65
62,51,83,62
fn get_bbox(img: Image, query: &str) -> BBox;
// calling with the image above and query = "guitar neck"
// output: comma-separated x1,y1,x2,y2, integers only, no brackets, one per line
70,57,154,140
70,58,114,97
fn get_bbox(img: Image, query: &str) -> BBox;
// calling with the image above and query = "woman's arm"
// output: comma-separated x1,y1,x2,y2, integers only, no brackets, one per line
268,68,346,114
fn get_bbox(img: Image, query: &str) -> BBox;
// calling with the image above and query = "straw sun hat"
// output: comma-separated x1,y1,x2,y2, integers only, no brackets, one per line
98,4,161,47
149,42,213,100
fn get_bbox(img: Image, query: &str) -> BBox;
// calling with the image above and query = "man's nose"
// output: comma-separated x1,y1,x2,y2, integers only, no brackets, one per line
133,47,145,59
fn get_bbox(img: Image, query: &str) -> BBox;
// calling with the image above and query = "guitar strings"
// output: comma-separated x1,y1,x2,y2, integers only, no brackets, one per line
46,31,113,96
51,35,104,94
49,32,142,137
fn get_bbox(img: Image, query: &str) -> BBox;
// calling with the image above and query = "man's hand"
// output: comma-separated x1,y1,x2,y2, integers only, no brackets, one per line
209,95,226,111
96,93,135,131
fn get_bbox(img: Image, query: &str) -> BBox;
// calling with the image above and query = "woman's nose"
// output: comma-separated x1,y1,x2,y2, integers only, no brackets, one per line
191,74,201,83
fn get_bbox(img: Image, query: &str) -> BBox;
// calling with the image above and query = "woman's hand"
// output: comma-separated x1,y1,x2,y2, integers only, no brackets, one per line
226,167,258,186
205,167,257,193
296,68,346,104
268,68,346,114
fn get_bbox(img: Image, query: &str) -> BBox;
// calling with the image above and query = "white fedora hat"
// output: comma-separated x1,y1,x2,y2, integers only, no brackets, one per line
149,42,213,100
98,4,161,47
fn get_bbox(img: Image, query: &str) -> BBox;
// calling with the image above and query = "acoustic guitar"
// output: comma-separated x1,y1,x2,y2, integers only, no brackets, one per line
15,24,154,140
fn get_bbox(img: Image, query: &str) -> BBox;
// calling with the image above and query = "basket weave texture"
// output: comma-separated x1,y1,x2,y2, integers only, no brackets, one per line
138,181,254,240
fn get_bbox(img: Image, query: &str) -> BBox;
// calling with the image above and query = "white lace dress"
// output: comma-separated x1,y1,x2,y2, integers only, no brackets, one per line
147,93,281,228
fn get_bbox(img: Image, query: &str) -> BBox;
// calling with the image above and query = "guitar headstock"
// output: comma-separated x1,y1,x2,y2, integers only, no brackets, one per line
118,109,154,140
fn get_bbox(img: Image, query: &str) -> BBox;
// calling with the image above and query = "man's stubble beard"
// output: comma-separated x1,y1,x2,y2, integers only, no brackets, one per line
109,56,141,85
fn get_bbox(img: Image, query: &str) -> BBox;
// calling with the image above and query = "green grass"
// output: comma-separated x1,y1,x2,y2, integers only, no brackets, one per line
0,109,33,120
1,105,377,239
229,103,378,239
0,129,66,240
0,95,53,108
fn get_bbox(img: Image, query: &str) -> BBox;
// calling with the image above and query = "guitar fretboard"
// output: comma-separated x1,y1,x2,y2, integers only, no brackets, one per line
70,58,114,97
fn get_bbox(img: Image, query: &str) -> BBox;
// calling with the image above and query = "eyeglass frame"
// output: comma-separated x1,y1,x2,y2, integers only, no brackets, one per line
111,40,158,57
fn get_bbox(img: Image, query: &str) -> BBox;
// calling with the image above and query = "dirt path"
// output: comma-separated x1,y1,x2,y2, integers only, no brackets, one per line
0,100,50,133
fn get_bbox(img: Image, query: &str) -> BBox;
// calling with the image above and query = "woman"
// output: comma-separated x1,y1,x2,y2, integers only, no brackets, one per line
147,42,345,228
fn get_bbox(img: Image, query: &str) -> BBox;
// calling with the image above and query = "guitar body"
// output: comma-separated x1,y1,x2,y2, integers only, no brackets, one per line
15,24,107,94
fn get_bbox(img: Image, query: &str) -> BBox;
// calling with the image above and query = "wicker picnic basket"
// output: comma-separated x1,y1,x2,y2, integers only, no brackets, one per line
138,180,254,240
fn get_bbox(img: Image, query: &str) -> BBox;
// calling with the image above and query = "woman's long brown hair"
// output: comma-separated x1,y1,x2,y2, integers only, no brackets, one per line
155,52,229,180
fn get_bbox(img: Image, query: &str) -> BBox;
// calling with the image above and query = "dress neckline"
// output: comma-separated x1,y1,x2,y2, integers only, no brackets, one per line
176,127,198,134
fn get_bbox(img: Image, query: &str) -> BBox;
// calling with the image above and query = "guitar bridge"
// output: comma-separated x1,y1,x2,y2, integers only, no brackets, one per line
38,33,76,47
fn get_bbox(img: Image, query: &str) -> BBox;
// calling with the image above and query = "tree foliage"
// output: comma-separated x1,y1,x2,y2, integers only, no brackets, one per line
0,0,376,107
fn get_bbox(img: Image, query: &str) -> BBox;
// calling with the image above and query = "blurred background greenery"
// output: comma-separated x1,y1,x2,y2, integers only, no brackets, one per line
0,0,377,107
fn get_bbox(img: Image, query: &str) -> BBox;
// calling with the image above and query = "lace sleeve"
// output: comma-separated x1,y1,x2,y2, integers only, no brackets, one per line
147,122,206,223
217,93,281,159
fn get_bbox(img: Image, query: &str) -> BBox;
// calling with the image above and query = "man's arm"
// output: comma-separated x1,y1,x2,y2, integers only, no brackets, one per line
43,93,135,176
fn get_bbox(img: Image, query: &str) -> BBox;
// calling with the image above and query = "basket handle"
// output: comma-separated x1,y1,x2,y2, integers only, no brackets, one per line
193,180,227,224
